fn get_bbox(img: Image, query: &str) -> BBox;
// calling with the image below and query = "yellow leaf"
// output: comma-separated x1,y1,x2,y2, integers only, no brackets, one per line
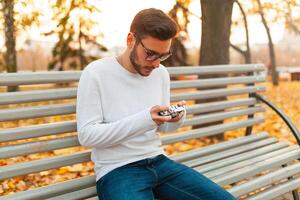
8,181,16,189
178,144,193,152
58,167,69,175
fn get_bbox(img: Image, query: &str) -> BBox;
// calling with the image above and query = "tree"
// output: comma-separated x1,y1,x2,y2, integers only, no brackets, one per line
256,0,278,85
229,0,282,85
199,0,235,65
46,0,107,71
163,0,190,67
230,0,252,64
0,53,4,72
192,0,235,140
1,0,40,91
1,0,16,74
237,0,285,85
0,0,41,72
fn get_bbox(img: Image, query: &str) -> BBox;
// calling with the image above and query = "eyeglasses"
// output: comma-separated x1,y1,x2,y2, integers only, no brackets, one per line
134,34,172,62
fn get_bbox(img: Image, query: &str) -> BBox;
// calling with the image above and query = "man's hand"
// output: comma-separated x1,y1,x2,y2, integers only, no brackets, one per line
150,101,186,125
166,100,186,122
150,105,172,126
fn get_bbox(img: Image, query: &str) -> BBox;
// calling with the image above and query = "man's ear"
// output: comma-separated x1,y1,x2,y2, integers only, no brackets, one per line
127,32,135,48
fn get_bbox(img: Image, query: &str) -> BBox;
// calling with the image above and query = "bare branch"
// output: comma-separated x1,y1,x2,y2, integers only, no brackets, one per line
230,43,246,55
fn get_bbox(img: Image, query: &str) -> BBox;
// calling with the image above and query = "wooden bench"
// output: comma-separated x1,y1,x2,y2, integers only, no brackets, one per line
1,64,300,200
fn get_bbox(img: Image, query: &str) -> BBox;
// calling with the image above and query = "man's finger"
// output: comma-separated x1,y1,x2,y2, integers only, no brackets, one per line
154,115,172,122
153,105,169,112
177,100,186,106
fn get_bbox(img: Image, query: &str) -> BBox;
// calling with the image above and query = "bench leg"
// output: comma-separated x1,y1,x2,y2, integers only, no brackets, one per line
292,190,300,200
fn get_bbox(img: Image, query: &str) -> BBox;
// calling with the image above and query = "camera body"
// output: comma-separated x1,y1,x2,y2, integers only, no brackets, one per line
159,105,185,118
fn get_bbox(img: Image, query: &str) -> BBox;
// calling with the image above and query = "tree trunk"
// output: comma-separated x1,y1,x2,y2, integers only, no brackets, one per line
79,22,85,70
195,0,234,140
199,0,234,65
230,0,251,64
2,0,18,92
257,0,278,85
238,0,251,64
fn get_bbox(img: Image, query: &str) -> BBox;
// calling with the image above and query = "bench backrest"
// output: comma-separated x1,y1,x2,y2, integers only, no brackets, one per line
0,64,266,196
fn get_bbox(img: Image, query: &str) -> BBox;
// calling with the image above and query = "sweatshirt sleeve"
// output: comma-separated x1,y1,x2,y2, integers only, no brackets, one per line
76,69,157,148
157,67,186,132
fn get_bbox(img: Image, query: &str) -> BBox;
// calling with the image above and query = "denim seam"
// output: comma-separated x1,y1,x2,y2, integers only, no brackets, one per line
164,182,203,200
146,166,159,184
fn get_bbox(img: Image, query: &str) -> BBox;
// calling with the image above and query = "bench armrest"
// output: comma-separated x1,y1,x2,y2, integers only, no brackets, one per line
254,93,300,146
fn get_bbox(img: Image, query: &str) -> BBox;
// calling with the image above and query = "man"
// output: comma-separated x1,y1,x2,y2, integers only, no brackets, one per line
76,8,235,200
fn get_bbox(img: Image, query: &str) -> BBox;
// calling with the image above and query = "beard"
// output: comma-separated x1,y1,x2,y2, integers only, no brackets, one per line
129,44,146,76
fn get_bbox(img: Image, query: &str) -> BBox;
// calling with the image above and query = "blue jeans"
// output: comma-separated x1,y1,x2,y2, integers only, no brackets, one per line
96,154,236,200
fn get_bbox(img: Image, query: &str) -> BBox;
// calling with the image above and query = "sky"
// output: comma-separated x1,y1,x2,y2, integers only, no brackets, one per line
95,0,285,49
101,0,284,46
93,0,284,47
0,0,286,50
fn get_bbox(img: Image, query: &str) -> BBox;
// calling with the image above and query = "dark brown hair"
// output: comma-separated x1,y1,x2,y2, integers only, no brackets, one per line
130,8,178,40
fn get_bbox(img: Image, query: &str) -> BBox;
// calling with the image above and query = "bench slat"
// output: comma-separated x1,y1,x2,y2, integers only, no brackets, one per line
183,106,264,127
171,86,265,101
46,186,96,200
0,98,257,121
0,97,257,122
85,196,98,200
186,98,257,114
0,121,76,143
0,136,80,159
0,150,91,180
0,175,95,200
0,71,81,86
212,149,300,185
0,103,76,121
197,143,294,174
0,86,265,105
247,174,300,200
204,144,298,178
0,65,265,86
0,88,77,105
163,117,264,144
170,76,265,89
228,161,300,198
183,138,278,167
170,132,269,162
167,64,265,76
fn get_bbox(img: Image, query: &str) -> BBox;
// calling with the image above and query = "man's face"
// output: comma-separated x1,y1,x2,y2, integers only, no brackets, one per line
129,34,172,76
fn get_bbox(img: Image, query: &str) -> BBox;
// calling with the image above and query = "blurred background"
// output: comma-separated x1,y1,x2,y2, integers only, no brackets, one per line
1,0,300,84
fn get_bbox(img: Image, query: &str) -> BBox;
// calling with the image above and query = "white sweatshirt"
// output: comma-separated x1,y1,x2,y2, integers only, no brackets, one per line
76,57,186,181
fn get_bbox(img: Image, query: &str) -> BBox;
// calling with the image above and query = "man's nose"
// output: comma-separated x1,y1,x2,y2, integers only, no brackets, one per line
152,59,160,68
